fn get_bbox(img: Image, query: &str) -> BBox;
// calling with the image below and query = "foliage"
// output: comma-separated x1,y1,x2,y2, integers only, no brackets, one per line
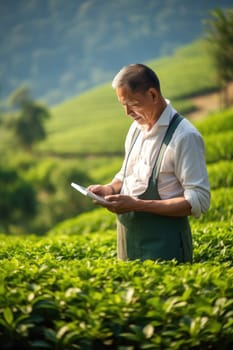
14,103,50,150
194,108,233,164
204,131,233,163
44,162,95,223
49,207,116,236
8,86,50,151
192,221,233,264
193,107,233,135
24,158,97,234
205,8,233,107
207,160,233,189
0,167,37,233
190,187,233,224
0,219,232,349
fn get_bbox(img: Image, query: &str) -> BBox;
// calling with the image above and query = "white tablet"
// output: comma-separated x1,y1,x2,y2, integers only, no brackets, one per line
71,182,109,204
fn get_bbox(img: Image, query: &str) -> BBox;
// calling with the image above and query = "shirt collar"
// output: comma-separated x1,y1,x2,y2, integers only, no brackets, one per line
142,99,177,138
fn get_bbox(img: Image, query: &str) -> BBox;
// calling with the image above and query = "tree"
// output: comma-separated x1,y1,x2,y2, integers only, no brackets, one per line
9,86,50,151
0,167,37,233
205,8,233,108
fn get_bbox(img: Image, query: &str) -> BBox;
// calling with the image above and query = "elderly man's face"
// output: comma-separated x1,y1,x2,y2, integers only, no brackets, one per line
116,85,159,131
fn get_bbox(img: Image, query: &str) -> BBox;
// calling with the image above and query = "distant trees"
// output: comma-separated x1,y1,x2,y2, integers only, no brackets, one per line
8,86,50,151
0,167,37,233
205,8,233,108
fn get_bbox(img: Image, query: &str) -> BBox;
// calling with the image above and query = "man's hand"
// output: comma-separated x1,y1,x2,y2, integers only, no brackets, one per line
87,184,113,197
88,184,192,217
88,180,123,201
101,194,138,214
98,194,192,217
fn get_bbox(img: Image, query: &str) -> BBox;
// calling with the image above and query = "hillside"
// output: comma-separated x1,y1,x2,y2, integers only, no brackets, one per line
0,0,232,106
37,40,219,156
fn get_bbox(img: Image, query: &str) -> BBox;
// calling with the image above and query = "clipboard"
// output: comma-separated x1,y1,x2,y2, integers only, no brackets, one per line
71,182,109,204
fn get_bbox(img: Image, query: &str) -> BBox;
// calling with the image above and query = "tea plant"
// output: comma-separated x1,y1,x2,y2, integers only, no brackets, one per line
207,160,233,189
194,108,233,136
192,187,233,223
0,241,232,349
205,130,233,163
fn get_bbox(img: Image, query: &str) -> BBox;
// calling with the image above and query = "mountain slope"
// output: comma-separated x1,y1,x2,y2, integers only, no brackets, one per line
37,40,217,155
0,0,232,105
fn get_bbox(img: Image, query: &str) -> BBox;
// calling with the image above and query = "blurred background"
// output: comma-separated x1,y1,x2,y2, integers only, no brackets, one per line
0,0,232,235
0,0,232,106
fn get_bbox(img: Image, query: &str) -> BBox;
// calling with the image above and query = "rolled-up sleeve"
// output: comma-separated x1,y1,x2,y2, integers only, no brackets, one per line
184,187,210,218
175,130,210,218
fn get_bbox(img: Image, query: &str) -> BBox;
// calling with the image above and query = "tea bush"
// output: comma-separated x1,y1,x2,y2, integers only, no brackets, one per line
194,108,233,136
192,221,233,264
0,224,233,349
0,199,233,350
49,208,116,236
192,187,233,223
205,131,233,163
207,161,233,189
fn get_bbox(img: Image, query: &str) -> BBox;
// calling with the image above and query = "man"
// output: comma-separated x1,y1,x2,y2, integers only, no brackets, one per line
88,64,210,262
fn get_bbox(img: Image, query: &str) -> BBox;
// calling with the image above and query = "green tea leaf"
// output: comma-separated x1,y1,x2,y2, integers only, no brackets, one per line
3,307,13,325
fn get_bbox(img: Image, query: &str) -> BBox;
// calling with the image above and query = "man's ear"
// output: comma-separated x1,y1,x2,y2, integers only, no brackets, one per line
148,88,159,103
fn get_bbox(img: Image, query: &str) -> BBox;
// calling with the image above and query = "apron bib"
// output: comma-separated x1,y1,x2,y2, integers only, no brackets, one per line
117,114,193,263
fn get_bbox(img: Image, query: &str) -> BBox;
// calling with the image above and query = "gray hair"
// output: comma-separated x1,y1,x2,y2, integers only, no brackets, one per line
112,63,161,93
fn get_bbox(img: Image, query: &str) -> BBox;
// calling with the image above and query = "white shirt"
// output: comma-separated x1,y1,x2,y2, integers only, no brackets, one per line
114,101,210,218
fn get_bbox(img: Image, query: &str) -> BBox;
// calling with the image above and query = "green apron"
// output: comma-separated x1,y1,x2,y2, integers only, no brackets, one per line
117,114,193,263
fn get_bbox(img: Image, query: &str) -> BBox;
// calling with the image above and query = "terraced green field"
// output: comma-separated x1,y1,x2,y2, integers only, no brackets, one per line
37,40,216,155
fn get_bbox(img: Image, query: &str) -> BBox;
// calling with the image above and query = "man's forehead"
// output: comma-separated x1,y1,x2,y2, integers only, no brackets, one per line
116,86,142,102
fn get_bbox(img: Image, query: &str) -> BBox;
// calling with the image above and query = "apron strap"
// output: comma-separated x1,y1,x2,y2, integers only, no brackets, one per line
153,113,183,183
123,113,183,187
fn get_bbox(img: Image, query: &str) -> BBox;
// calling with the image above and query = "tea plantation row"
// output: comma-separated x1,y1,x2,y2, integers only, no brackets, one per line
0,108,232,349
0,218,232,349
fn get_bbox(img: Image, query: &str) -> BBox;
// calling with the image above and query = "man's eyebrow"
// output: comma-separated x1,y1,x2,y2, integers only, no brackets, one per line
118,99,138,105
